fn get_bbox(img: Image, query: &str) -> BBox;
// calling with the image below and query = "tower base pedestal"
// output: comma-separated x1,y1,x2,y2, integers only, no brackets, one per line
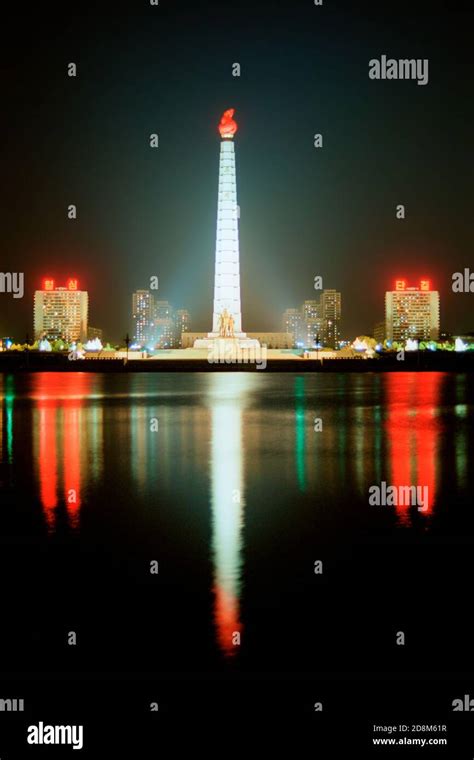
194,336,264,365
193,335,260,350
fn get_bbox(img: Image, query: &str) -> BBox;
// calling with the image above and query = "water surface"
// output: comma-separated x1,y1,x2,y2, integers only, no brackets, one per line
0,372,472,677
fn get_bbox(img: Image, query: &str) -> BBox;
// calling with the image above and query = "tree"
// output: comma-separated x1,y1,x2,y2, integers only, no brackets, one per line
124,333,131,364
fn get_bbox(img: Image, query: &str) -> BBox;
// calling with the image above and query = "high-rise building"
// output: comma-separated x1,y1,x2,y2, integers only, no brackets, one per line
34,278,88,343
283,289,342,349
301,299,323,347
321,289,341,348
154,300,175,348
175,309,191,348
373,321,385,344
155,300,172,320
385,280,440,342
88,326,103,341
132,294,192,348
132,290,156,346
282,308,302,345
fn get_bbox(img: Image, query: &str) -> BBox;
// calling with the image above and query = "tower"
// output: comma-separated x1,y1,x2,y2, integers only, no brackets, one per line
194,109,258,349
212,109,242,336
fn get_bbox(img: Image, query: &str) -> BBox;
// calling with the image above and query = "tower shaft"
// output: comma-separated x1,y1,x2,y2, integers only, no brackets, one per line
211,140,242,335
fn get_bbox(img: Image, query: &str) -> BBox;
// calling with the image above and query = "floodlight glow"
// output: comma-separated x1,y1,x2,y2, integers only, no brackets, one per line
85,338,103,351
455,337,467,352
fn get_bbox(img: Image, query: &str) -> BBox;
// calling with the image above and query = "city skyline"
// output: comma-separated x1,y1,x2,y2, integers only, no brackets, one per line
1,273,470,349
1,258,472,346
2,2,472,342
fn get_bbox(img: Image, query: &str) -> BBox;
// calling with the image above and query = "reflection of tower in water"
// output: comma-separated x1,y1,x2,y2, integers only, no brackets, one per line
210,377,246,658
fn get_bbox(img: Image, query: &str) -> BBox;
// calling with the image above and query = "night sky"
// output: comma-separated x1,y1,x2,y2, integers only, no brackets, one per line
2,0,472,342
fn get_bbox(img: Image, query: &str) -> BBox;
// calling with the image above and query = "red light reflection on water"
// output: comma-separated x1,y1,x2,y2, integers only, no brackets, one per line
385,373,441,524
34,373,91,531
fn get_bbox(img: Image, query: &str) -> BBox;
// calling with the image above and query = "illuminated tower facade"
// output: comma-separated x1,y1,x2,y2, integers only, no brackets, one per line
195,109,258,348
212,109,242,335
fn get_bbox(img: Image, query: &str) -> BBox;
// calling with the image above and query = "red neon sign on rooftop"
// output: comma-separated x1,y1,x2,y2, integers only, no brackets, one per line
42,278,80,291
394,279,432,291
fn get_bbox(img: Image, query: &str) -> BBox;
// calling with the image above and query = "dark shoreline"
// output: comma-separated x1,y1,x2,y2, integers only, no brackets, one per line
1,353,473,372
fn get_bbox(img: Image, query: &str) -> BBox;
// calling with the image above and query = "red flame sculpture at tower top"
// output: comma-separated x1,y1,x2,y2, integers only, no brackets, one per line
218,108,238,139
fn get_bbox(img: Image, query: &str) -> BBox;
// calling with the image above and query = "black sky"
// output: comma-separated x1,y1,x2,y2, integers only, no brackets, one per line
1,0,473,341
